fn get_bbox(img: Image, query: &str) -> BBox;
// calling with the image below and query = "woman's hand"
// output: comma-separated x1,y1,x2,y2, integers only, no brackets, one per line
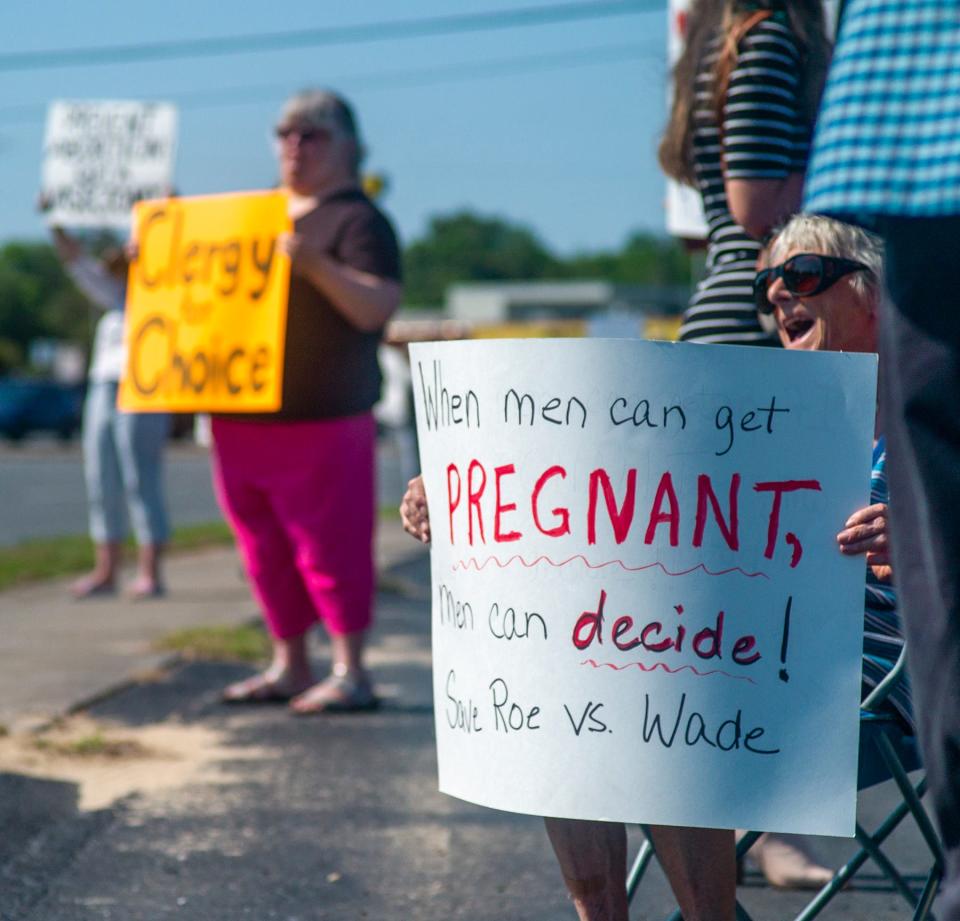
400,475,431,544
837,503,892,581
277,231,325,276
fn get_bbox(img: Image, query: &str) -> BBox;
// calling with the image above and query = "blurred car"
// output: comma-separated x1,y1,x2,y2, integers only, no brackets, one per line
0,378,84,442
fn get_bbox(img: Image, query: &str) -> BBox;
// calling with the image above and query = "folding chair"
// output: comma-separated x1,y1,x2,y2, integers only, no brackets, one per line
625,647,945,920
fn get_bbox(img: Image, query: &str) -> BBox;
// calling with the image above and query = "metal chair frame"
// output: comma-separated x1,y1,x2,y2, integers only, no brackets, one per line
625,648,945,920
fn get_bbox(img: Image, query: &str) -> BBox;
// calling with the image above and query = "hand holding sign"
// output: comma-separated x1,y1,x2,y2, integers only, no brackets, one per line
401,476,432,544
277,230,321,273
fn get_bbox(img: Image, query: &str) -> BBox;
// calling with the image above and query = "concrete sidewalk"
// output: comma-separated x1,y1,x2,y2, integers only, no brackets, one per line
0,520,944,920
0,522,420,732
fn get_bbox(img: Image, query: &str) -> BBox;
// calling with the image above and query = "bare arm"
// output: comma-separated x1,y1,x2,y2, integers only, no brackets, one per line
279,232,401,332
720,18,810,242
49,225,82,264
47,225,125,312
725,172,805,241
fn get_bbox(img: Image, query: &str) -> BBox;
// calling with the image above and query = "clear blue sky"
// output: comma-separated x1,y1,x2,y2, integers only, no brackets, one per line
1,0,669,254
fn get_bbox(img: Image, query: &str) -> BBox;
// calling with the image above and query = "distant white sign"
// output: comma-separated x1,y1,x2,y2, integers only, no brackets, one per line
413,338,877,836
42,100,178,228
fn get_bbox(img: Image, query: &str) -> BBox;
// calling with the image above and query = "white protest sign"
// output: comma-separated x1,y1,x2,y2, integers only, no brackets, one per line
412,338,877,836
42,100,178,228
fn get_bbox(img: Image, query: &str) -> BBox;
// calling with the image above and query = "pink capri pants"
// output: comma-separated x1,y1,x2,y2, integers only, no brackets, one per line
211,413,376,639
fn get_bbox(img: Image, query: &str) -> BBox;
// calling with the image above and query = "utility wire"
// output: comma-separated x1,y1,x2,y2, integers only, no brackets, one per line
0,42,659,127
0,1,662,73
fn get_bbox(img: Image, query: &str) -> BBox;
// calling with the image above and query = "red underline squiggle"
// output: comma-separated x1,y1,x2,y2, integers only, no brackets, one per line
580,658,757,685
450,554,768,580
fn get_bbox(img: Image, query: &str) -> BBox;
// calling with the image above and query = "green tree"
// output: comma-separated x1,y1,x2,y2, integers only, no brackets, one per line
0,242,90,374
562,231,692,286
400,210,692,308
403,211,560,307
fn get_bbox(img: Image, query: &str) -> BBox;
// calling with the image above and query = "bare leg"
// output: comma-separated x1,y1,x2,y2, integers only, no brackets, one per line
648,825,735,921
71,541,121,598
128,542,165,596
330,629,366,674
288,630,376,713
269,632,314,687
222,630,315,702
544,817,629,921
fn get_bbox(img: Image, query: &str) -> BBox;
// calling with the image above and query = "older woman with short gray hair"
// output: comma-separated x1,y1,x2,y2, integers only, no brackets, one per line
397,213,910,921
767,213,883,303
217,89,402,713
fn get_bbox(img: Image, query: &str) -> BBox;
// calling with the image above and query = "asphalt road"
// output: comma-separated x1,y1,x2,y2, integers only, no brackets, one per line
0,439,407,547
0,547,942,921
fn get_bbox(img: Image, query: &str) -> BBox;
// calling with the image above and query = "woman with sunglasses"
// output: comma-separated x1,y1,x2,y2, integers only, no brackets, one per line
660,0,830,345
761,213,910,731
216,89,402,713
758,219,917,856
399,216,911,919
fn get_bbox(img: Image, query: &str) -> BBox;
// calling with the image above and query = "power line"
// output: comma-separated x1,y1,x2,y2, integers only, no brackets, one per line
0,42,660,127
0,1,662,73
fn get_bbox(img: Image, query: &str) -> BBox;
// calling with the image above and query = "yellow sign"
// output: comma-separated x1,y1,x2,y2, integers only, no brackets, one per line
119,191,291,412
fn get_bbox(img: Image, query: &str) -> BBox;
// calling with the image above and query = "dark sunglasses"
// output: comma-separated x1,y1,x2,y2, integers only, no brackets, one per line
754,253,871,315
274,125,329,143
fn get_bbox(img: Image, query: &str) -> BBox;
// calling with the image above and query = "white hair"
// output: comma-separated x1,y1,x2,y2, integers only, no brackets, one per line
276,89,364,174
769,213,884,302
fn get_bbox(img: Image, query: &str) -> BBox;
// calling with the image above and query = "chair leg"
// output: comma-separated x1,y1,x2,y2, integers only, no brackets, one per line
626,835,655,903
793,859,861,921
912,865,943,921
735,831,763,860
877,733,946,869
854,821,922,909
793,807,916,921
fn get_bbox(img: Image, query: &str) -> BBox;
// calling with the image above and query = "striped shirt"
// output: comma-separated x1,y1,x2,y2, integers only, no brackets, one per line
804,0,960,221
679,15,811,345
862,439,913,732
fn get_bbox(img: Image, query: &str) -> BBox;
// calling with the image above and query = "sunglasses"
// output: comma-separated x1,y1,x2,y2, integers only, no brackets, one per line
754,253,871,315
274,125,330,144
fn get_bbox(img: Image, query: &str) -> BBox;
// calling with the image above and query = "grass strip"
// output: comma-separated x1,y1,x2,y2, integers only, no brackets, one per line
0,505,399,593
0,521,235,593
154,622,271,663
32,730,149,759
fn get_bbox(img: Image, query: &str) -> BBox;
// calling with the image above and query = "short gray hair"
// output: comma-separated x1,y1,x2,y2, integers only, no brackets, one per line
769,213,884,302
276,89,364,172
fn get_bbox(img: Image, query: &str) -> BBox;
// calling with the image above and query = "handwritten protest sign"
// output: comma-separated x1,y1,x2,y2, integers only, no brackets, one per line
412,338,877,836
42,100,178,228
118,191,291,413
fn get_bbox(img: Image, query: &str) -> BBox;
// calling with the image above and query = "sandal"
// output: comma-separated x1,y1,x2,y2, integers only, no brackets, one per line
222,671,308,705
289,668,379,715
126,579,166,601
71,575,117,601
